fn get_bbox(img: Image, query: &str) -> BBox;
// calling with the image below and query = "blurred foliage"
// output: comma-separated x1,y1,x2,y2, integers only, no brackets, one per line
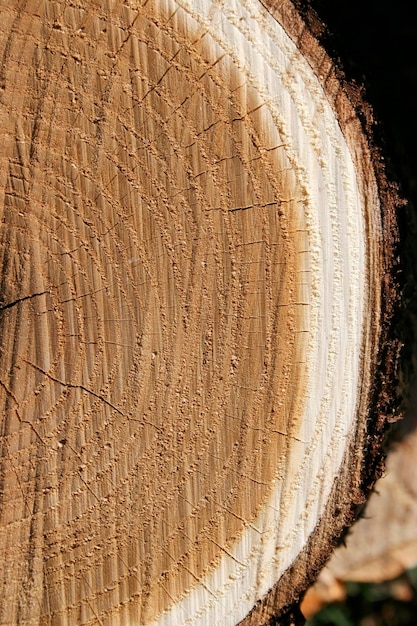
306,567,417,626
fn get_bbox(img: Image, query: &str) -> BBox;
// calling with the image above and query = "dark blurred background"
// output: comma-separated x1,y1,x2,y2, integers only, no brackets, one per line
307,0,417,210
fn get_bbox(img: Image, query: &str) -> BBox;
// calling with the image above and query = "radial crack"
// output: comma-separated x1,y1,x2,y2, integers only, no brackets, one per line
21,359,125,416
0,291,48,312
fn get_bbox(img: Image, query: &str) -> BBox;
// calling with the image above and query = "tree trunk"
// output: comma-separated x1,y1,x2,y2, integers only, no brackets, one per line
0,0,401,624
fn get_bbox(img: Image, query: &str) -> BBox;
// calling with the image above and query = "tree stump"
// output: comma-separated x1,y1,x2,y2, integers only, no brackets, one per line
0,0,401,624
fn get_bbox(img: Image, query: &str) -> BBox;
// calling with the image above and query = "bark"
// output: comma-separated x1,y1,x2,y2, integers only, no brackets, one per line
302,387,417,619
0,0,402,624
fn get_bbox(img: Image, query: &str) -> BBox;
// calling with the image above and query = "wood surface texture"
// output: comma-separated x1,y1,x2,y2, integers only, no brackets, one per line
0,0,401,624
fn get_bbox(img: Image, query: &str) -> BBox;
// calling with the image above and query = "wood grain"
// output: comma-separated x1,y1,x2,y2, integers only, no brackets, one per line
0,0,401,624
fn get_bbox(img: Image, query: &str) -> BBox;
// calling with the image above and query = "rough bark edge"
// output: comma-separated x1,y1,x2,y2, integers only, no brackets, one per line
238,0,405,623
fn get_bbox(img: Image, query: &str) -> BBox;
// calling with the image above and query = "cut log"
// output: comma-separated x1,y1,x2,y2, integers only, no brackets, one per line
0,0,401,624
